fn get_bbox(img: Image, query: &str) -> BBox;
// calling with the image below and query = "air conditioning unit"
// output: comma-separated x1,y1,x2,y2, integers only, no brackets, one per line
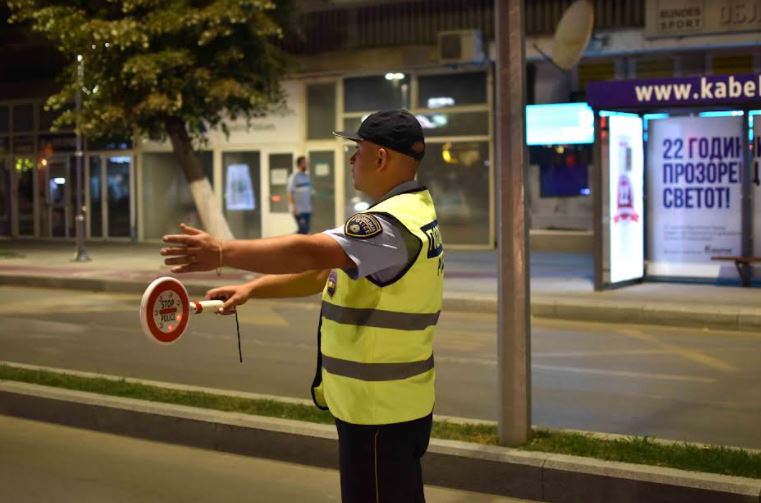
437,30,485,65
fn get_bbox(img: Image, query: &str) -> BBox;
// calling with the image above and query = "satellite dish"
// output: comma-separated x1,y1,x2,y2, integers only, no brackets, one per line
552,0,595,70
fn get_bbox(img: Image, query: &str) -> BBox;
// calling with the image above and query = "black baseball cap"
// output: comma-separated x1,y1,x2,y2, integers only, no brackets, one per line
333,109,425,160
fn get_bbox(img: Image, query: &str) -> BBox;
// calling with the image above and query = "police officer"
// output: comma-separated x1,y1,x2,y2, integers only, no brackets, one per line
161,109,444,503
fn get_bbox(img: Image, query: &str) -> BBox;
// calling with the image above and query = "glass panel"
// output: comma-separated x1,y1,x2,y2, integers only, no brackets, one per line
417,141,490,245
344,74,409,112
141,152,213,239
47,158,70,238
107,156,131,237
342,117,362,135
308,150,335,232
416,111,489,137
39,134,77,155
13,104,34,132
89,156,103,238
307,83,336,140
0,106,8,134
87,136,133,150
0,158,9,236
268,153,292,213
39,106,57,132
223,151,261,239
15,157,35,236
13,135,35,155
418,72,487,109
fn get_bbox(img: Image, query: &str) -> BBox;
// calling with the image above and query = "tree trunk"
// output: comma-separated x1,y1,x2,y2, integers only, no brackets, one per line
165,116,234,240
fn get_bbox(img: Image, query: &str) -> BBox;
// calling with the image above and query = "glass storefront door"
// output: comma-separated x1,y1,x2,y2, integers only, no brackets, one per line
308,150,336,232
14,156,35,236
87,154,133,239
0,157,10,236
45,157,72,238
106,156,132,238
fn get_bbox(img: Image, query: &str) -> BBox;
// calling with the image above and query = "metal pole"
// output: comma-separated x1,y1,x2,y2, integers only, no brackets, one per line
73,54,90,262
495,0,531,446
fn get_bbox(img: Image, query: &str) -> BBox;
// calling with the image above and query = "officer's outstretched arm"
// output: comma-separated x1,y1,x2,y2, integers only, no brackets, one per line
206,270,330,314
162,224,353,274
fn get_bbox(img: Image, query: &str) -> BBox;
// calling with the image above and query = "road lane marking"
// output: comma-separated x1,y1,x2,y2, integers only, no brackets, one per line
436,356,716,383
619,328,738,373
532,364,716,383
534,349,669,358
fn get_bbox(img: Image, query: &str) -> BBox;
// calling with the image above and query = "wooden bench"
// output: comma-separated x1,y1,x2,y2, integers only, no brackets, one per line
711,256,761,287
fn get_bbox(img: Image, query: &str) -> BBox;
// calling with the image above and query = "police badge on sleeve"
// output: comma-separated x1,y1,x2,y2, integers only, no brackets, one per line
344,213,383,239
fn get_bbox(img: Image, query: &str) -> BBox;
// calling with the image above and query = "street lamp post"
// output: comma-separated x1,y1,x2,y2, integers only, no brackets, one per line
73,54,90,262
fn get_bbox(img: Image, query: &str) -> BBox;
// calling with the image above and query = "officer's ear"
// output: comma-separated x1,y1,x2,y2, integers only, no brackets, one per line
376,147,388,171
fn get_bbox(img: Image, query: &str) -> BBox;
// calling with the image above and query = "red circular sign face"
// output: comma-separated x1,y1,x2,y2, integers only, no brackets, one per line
143,279,190,344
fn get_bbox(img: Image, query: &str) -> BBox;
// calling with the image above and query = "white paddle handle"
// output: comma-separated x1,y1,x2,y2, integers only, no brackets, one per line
190,300,224,314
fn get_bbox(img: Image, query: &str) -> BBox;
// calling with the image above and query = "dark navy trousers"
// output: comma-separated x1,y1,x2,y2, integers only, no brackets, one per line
334,414,432,503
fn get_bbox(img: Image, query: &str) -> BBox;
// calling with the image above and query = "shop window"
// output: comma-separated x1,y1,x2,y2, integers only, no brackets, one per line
140,151,213,239
39,106,58,132
344,74,410,112
578,62,615,93
89,156,103,238
679,52,706,77
107,156,131,238
268,153,293,214
87,136,133,150
0,157,8,236
635,58,674,79
0,106,8,134
529,145,592,198
417,72,487,109
416,141,490,245
16,156,35,235
223,151,261,239
307,83,336,140
416,111,489,137
712,54,753,75
13,103,34,133
342,117,363,135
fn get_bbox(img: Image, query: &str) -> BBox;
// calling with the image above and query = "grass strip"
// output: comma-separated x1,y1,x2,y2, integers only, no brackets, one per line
2,364,760,479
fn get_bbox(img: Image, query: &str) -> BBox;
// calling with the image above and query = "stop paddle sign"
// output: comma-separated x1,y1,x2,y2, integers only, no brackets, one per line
139,276,223,344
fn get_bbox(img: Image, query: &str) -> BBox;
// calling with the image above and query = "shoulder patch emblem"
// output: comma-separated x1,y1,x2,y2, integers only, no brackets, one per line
344,213,383,239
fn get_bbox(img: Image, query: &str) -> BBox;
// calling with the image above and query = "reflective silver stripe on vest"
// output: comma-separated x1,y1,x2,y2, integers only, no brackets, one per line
322,354,434,382
321,302,440,330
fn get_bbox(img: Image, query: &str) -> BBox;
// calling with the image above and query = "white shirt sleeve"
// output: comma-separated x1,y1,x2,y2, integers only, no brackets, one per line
323,214,411,280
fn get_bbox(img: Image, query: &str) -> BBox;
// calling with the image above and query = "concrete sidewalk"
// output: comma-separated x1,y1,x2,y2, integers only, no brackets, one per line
1,239,760,331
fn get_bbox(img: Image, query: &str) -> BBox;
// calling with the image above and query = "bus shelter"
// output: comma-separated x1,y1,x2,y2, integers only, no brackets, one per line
587,72,761,290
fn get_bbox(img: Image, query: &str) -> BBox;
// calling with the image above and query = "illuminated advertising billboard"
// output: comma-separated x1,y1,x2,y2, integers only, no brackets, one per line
606,114,645,284
646,115,744,278
526,103,595,146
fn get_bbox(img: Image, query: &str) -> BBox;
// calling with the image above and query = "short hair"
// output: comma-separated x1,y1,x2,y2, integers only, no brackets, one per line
296,156,306,166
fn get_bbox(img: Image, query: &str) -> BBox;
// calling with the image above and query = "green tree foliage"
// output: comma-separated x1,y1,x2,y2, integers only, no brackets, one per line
7,0,293,238
7,0,290,141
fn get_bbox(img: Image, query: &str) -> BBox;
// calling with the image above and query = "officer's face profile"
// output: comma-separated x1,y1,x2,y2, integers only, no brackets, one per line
349,140,382,192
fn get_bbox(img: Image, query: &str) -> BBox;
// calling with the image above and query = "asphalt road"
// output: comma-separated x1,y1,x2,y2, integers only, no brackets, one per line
2,285,760,448
0,414,530,503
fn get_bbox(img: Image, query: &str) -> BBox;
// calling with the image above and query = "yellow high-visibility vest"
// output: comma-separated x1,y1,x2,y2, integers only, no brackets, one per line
311,187,444,425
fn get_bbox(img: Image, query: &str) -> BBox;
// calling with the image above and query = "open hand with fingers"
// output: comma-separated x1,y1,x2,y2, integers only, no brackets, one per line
161,223,223,273
205,283,255,315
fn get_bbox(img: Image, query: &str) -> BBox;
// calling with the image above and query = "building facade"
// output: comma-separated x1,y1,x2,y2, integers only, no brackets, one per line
0,0,759,248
